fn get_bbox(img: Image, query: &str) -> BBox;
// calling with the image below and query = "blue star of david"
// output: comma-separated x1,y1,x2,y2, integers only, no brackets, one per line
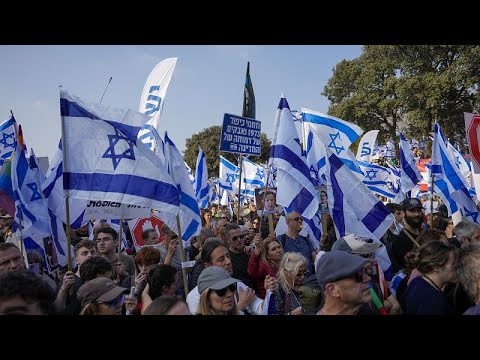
0,132,15,149
226,173,236,185
465,208,479,223
102,128,136,170
26,182,42,201
255,168,264,180
327,132,344,155
309,165,319,182
365,169,377,180
455,156,461,167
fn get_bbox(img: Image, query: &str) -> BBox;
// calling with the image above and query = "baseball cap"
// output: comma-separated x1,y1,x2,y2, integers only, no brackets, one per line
331,233,382,255
76,276,129,308
315,251,369,289
197,266,239,294
401,198,423,211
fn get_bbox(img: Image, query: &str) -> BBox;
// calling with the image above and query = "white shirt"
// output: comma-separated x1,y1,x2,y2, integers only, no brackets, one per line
186,281,271,315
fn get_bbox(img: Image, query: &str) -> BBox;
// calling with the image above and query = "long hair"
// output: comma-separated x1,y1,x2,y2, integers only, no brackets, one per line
196,288,239,315
260,236,282,265
404,240,455,275
277,252,307,293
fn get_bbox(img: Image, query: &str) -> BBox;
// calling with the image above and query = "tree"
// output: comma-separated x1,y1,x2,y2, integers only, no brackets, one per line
323,45,480,156
183,125,272,176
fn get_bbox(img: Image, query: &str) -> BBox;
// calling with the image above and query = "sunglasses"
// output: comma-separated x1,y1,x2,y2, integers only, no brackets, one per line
102,294,125,309
212,283,237,297
289,217,302,222
221,216,229,220
337,268,368,283
231,234,246,241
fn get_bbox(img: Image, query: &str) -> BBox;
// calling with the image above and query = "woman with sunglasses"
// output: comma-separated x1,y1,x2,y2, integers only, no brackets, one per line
196,266,241,315
401,240,456,315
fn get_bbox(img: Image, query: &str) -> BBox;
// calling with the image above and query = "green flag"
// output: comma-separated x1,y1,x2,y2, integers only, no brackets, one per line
242,62,256,119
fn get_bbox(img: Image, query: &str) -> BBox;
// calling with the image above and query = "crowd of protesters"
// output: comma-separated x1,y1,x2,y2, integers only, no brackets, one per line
1,196,480,316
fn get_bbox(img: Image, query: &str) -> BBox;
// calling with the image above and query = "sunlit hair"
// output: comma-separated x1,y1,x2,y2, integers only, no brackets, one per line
277,252,307,293
196,287,239,315
134,246,161,267
260,236,282,264
455,243,480,303
404,240,455,275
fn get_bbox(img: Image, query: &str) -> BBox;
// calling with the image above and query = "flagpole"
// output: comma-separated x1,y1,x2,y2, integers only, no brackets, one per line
430,118,437,227
59,86,72,272
176,214,189,296
258,166,271,235
237,154,243,224
99,77,112,104
117,219,123,283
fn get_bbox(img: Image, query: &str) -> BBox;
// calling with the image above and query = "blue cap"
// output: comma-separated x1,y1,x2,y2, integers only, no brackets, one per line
315,251,368,289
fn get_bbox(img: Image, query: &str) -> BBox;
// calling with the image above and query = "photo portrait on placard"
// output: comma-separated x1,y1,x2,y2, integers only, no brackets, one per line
318,185,329,213
255,187,277,216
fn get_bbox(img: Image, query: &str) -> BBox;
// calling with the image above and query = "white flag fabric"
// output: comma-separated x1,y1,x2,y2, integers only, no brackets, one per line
138,57,177,151
399,133,423,194
194,147,211,208
60,89,180,215
305,127,326,186
12,127,50,234
219,156,239,192
41,140,87,229
302,108,363,167
432,123,479,222
163,132,202,242
356,130,379,163
270,95,319,220
357,160,396,199
325,148,394,277
0,117,17,160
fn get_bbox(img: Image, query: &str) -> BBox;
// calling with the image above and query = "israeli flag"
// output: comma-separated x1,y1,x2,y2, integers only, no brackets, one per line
302,108,363,164
61,89,180,215
305,128,326,186
41,140,87,229
0,117,17,160
385,162,405,203
325,148,394,278
11,126,50,234
432,123,479,222
270,95,319,220
301,213,322,250
399,132,423,194
447,140,471,180
194,147,211,208
185,161,195,185
163,132,201,242
219,156,239,192
357,161,396,199
384,139,395,159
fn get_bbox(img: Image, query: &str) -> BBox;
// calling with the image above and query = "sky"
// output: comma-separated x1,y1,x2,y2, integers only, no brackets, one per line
0,45,363,162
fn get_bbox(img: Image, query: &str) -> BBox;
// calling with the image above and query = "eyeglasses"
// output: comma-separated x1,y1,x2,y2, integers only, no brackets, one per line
296,270,307,278
288,217,302,222
221,216,229,220
231,234,246,241
101,295,125,309
212,283,237,297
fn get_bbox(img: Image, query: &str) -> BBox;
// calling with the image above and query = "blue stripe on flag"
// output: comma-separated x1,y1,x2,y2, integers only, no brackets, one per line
302,112,359,143
65,172,180,206
289,188,314,214
16,152,29,189
361,201,392,234
400,147,421,184
60,98,100,119
183,219,200,241
329,153,345,236
270,144,311,180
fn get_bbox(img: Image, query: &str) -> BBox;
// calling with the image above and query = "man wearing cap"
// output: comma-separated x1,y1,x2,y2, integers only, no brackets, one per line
388,198,424,273
316,251,374,315
77,276,134,315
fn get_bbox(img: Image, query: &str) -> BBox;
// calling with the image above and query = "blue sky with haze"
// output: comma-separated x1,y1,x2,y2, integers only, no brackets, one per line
0,45,362,162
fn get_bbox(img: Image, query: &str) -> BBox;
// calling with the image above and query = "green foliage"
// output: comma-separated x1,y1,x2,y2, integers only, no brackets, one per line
183,125,272,176
323,45,480,155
